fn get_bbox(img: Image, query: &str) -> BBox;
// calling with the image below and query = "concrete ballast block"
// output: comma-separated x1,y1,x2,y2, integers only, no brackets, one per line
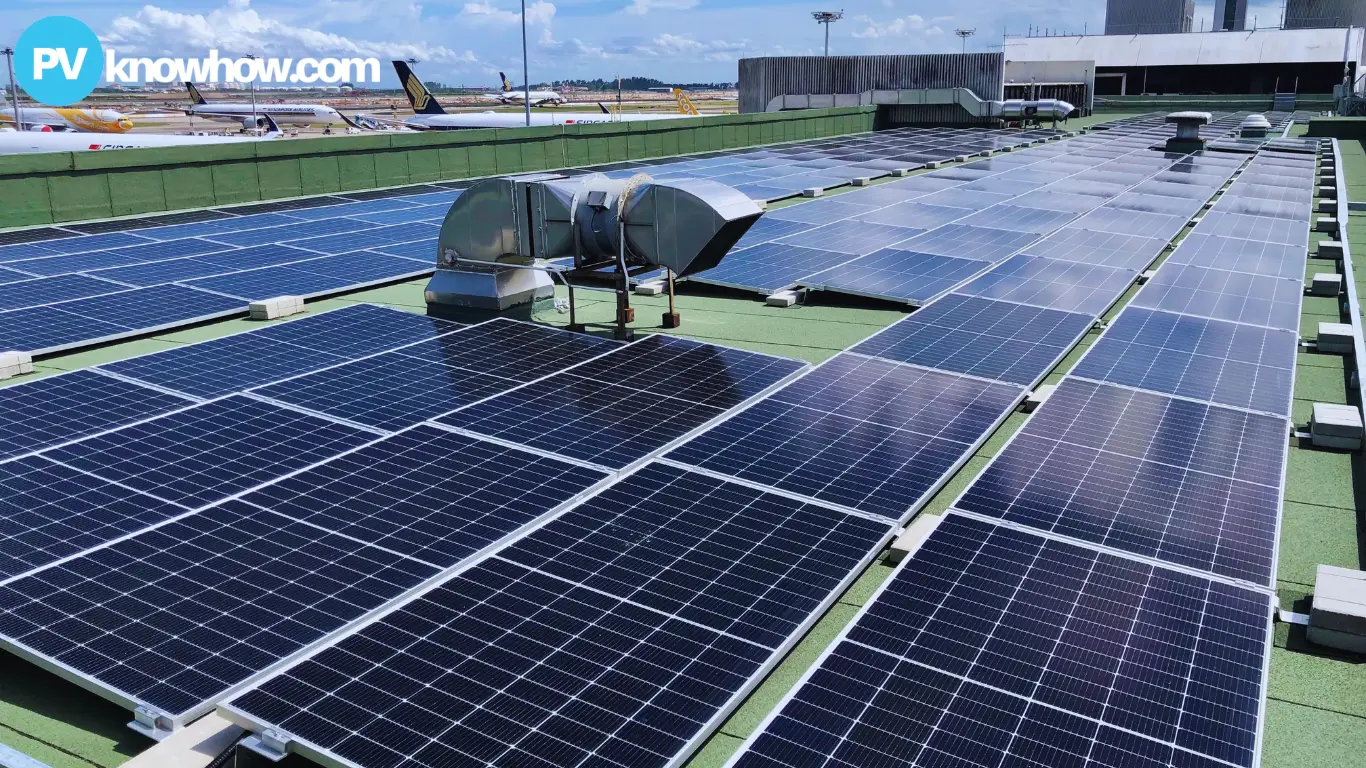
850,177,872,187
1318,185,1338,200
887,514,945,564
249,295,305,321
1316,216,1340,234
1318,240,1344,259
1310,402,1364,450
924,161,942,169
1319,199,1339,214
890,168,911,177
1022,384,1056,413
766,290,800,308
1317,322,1355,354
1139,269,1157,284
0,351,33,380
801,187,823,198
1308,565,1366,652
1310,273,1343,296
633,281,665,296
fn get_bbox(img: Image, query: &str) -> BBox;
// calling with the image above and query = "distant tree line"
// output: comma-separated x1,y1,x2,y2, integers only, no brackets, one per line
552,77,735,90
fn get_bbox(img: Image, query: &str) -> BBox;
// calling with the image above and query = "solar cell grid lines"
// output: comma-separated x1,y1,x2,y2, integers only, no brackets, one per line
956,377,1286,585
805,249,985,305
774,220,923,255
1134,264,1303,331
1071,207,1190,240
666,354,1023,519
0,500,439,719
851,201,974,230
692,243,858,293
0,274,127,312
851,294,1094,386
44,395,377,508
733,514,1272,768
960,204,1081,235
1186,214,1309,249
1019,227,1168,271
896,224,1042,262
240,425,610,568
1074,306,1296,416
956,254,1136,315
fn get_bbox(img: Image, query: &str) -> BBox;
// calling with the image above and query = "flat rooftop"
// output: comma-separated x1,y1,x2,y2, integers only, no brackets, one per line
0,114,1361,768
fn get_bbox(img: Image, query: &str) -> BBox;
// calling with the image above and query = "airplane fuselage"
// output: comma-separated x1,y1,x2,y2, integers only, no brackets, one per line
0,130,276,155
0,107,133,133
404,110,695,130
188,104,343,124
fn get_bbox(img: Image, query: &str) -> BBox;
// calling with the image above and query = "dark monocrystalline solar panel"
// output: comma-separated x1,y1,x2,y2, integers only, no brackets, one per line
439,336,804,468
958,377,1286,584
14,232,153,257
205,218,377,248
256,320,616,430
0,287,243,355
667,354,1022,519
955,254,1135,315
213,196,349,216
87,257,244,287
499,462,892,646
135,213,300,242
1073,307,1296,416
774,220,922,255
852,294,1093,386
14,239,233,276
242,425,609,567
694,243,856,293
0,456,189,579
0,274,124,311
0,370,193,462
1167,232,1306,279
46,396,376,507
183,263,354,300
0,500,438,718
806,249,984,304
1196,211,1309,246
895,224,1040,262
227,464,889,768
1019,226,1168,271
102,304,463,398
58,209,234,235
735,515,1271,768
1134,264,1303,331
0,227,77,246
730,217,814,250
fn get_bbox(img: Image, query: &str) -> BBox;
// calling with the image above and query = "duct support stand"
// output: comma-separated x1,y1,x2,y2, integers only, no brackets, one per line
662,268,681,329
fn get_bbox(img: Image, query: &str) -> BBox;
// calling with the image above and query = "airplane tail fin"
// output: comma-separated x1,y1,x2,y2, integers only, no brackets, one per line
185,82,207,105
598,103,610,114
337,111,364,130
500,72,513,92
260,113,282,135
392,61,446,115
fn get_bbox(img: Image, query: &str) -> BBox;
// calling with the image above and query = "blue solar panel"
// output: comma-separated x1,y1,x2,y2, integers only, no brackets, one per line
0,266,32,284
1196,211,1309,246
667,354,1022,519
1018,226,1167,271
12,238,234,276
439,336,805,468
1071,207,1189,239
806,249,985,304
734,514,1272,768
763,199,872,226
101,304,464,398
1072,307,1296,416
852,202,972,230
957,377,1286,584
241,425,610,567
774,220,922,255
0,285,244,354
9,231,154,256
1166,232,1306,279
180,264,348,301
955,254,1135,315
46,395,377,507
694,243,856,293
852,294,1093,386
895,224,1041,261
191,244,323,272
205,218,377,247
279,200,421,221
1134,264,1303,331
0,306,132,354
918,188,1012,210
134,213,300,242
0,274,125,311
86,257,248,287
730,217,814,250
0,499,439,718
348,207,447,226
1009,189,1107,214
1106,192,1205,217
0,370,193,462
287,223,438,256
227,462,891,768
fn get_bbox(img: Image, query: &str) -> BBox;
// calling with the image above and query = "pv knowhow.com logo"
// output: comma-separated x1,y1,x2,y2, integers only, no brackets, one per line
15,16,381,106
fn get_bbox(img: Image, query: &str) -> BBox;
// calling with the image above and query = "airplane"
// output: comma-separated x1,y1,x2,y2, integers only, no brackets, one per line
183,82,359,130
386,61,694,130
0,107,134,133
485,72,563,106
0,114,284,155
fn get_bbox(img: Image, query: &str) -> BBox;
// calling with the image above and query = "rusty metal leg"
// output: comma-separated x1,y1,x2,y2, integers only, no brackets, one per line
662,268,680,329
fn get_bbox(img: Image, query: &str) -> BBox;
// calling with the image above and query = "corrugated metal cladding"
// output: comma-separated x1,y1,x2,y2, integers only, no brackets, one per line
1286,0,1366,28
738,54,1004,125
1104,0,1194,33
1213,0,1247,31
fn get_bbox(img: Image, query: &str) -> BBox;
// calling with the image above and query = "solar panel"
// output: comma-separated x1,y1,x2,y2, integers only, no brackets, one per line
734,514,1272,768
0,285,245,355
730,217,814,250
852,202,974,230
1018,227,1167,271
851,294,1094,386
1009,190,1108,214
1133,264,1303,331
667,354,1023,519
60,209,233,235
960,204,1079,234
287,224,437,256
204,218,376,248
0,227,81,246
254,320,619,431
892,224,1042,262
956,377,1286,584
1165,232,1306,279
13,239,233,276
0,499,438,720
1194,212,1309,247
1071,206,1190,239
1214,196,1307,220
241,425,610,568
694,243,858,293
917,188,1012,210
134,214,301,242
11,232,155,257
102,304,464,398
763,199,872,226
774,220,923,255
0,456,189,580
438,336,805,468
44,395,377,507
0,274,125,311
805,249,985,304
1223,181,1312,203
226,463,892,768
955,254,1135,315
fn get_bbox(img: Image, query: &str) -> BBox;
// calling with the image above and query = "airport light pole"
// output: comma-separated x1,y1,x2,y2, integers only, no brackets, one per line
812,11,843,56
245,53,259,132
1,48,20,132
522,0,531,126
955,28,976,53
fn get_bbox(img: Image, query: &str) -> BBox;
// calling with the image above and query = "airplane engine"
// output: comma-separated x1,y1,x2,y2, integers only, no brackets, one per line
240,115,268,130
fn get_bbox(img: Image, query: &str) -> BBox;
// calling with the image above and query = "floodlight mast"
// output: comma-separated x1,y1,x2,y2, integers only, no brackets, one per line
2,48,20,132
954,28,976,53
812,11,843,56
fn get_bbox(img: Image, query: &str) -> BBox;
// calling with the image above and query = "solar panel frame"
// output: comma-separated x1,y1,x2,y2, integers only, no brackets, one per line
954,254,1137,315
1132,264,1304,331
802,249,987,305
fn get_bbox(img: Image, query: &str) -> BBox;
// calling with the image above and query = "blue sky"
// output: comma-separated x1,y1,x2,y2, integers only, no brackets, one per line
4,0,1274,87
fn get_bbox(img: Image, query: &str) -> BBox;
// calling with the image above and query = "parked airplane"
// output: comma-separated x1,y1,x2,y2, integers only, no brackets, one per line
0,107,134,133
388,62,692,130
0,115,283,154
485,72,563,105
183,83,358,129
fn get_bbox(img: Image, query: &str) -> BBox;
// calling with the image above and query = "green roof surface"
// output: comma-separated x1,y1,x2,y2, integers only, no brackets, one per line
1,119,1363,768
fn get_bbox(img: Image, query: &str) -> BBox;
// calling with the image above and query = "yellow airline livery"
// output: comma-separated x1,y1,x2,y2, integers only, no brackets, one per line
0,107,134,133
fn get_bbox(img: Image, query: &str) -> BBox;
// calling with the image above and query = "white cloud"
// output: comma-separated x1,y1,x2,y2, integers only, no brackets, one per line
852,13,933,38
633,33,747,61
102,0,475,64
460,0,556,25
623,0,699,15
